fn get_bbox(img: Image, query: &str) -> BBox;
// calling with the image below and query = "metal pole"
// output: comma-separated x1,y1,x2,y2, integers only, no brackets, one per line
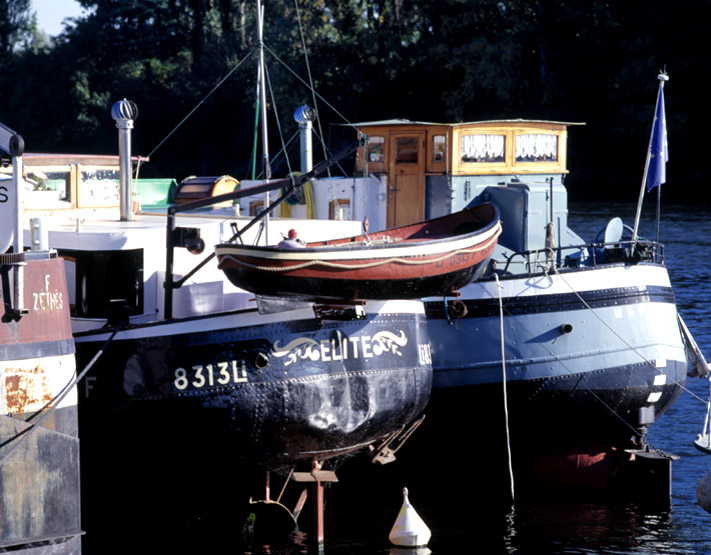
294,106,316,173
256,0,271,243
12,154,24,313
111,99,139,222
655,180,661,247
164,208,176,319
118,121,133,221
300,120,313,173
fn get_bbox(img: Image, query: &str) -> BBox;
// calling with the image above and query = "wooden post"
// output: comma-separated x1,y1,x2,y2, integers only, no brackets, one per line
292,465,338,553
310,479,325,552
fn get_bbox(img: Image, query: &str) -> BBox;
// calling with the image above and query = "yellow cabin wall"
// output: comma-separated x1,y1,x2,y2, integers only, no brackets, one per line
451,123,568,176
356,121,570,177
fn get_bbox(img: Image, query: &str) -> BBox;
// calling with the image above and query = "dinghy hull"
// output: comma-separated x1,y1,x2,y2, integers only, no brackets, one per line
216,206,501,301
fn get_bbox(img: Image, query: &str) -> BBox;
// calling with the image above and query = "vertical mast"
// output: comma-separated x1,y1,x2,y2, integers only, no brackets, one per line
256,0,271,242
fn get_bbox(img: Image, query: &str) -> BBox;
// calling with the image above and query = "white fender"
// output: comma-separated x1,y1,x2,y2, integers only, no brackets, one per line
389,487,431,547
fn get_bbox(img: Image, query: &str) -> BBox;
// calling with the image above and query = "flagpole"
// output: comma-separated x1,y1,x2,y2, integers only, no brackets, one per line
632,73,669,243
656,179,661,245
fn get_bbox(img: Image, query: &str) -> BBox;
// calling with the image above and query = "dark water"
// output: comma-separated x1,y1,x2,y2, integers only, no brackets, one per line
256,202,711,555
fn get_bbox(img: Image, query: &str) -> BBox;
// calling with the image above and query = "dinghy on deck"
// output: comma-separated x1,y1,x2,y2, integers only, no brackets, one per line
215,204,501,302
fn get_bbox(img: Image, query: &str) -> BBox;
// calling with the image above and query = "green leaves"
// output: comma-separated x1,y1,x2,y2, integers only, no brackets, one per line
0,0,705,200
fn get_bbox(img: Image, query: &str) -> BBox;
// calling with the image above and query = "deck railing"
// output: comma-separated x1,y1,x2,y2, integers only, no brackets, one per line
499,239,664,277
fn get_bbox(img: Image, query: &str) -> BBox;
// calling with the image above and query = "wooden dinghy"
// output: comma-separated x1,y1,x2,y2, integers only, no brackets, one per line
215,203,501,301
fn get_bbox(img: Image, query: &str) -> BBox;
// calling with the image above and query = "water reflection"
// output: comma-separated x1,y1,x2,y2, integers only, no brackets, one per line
317,492,681,554
510,500,676,554
389,548,431,555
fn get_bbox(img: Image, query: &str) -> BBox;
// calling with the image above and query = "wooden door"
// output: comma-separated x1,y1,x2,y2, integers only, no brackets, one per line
387,132,426,228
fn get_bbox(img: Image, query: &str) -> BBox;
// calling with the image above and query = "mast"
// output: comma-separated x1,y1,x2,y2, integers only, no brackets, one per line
256,0,271,243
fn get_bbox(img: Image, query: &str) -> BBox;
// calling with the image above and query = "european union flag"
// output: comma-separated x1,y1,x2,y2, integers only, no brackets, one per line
647,86,668,192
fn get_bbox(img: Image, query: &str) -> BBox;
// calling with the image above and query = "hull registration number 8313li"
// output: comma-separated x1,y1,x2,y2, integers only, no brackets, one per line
173,361,247,391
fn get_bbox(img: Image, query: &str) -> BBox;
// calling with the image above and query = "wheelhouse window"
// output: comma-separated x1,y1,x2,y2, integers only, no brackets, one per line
432,135,446,163
395,136,419,164
366,136,385,163
27,170,70,202
461,134,505,163
515,134,558,162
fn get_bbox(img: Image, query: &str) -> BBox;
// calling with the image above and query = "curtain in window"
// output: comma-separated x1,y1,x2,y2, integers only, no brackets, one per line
460,134,505,162
515,134,558,162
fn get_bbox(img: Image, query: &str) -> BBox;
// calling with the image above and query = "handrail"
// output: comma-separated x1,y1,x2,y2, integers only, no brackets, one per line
500,239,664,276
163,138,363,319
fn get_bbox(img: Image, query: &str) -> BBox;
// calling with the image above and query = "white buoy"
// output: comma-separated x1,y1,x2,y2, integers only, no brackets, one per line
698,470,711,513
389,487,431,547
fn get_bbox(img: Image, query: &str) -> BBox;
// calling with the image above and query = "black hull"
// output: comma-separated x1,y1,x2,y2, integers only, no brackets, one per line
75,306,431,466
74,302,432,551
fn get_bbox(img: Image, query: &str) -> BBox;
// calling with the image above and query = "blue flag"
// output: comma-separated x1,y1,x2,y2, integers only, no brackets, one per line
647,86,668,192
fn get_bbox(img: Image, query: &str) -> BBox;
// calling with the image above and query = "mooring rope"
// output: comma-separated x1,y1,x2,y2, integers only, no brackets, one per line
494,273,515,503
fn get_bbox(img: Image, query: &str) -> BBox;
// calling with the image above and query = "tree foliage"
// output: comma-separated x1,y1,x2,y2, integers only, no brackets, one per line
0,0,706,201
0,0,43,53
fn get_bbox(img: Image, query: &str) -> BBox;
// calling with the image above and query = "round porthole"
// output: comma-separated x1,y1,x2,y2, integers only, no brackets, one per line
254,350,270,371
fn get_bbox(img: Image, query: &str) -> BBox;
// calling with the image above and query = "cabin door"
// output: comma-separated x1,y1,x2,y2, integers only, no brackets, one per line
387,132,426,228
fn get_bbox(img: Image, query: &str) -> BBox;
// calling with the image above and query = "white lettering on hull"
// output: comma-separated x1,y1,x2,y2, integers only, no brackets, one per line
32,274,64,312
272,330,411,367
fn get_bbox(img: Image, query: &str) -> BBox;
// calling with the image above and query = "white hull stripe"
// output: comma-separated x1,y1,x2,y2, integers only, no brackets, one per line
454,264,672,300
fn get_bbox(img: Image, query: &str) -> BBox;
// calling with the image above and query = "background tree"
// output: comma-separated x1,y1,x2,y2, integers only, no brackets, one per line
0,0,39,54
0,0,707,202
